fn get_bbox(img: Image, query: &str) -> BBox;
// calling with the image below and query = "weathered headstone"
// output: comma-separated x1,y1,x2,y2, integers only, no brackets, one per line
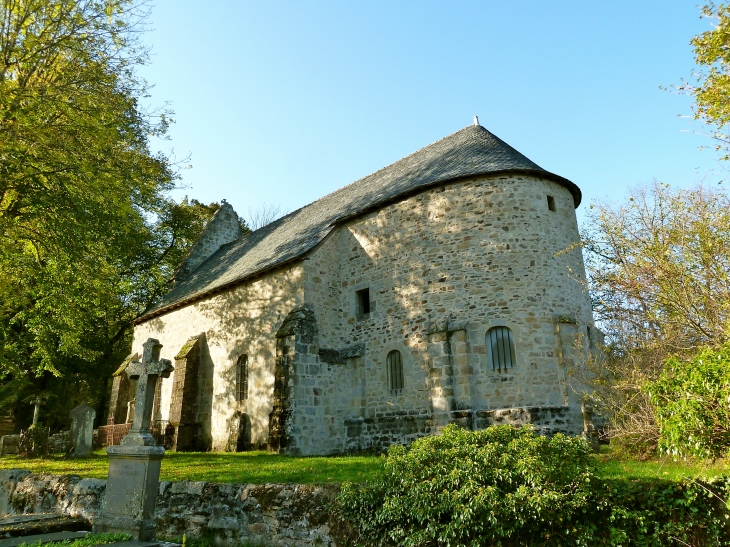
69,405,95,457
0,435,19,456
93,338,173,541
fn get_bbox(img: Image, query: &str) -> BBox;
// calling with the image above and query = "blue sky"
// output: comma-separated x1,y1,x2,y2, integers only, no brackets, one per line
138,1,722,224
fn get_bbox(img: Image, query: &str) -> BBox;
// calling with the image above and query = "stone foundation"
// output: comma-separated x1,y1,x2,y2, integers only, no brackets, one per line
0,470,336,547
343,405,579,452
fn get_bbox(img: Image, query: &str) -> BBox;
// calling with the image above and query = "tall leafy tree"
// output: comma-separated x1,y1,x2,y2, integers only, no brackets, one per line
0,1,238,428
680,3,730,158
579,182,730,450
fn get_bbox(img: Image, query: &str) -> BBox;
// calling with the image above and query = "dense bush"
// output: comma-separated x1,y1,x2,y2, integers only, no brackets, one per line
646,343,730,460
334,425,730,547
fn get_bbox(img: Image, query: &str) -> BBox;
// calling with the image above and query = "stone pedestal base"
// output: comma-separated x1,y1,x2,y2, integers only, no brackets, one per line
93,445,164,541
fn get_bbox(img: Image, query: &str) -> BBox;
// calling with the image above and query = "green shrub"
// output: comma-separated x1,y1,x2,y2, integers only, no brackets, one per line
646,343,730,460
333,424,730,547
335,424,595,546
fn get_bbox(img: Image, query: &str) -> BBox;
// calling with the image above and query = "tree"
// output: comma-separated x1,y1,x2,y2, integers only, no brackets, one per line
0,0,176,249
0,197,228,430
245,202,284,231
0,1,228,429
647,342,730,460
680,3,730,159
579,182,730,449
583,182,730,353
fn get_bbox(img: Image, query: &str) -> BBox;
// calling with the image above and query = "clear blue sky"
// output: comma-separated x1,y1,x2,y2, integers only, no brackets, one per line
138,1,722,224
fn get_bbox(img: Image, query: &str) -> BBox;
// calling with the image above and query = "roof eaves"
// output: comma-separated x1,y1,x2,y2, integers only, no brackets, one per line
132,251,312,325
333,168,581,228
134,168,580,326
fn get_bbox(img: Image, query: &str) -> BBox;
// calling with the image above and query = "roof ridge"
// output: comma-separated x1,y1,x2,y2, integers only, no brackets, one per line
136,123,581,323
301,124,481,211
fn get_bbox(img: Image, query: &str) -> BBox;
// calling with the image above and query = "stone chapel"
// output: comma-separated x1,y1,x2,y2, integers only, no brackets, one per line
107,122,600,455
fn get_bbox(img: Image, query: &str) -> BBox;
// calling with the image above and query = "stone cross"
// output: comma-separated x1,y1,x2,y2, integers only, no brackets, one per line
122,338,173,447
31,397,45,426
94,338,174,541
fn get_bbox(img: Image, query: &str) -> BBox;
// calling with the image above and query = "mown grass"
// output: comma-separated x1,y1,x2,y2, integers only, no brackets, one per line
0,449,384,484
593,444,730,481
0,444,727,485
18,533,129,547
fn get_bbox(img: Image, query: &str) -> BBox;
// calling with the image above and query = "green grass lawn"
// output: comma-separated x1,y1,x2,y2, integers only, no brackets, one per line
17,533,131,547
0,445,726,485
593,444,730,481
0,450,385,484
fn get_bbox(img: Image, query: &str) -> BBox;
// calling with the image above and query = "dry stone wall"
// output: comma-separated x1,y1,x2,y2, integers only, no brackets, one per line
0,470,336,547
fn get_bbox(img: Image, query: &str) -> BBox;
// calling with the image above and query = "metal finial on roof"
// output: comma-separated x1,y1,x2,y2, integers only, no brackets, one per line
474,116,479,126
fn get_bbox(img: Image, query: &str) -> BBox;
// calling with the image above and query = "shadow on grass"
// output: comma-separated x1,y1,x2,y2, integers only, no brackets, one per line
0,450,385,484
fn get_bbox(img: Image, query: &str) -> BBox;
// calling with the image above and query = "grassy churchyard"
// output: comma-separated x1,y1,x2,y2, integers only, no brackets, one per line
0,446,726,484
0,450,383,484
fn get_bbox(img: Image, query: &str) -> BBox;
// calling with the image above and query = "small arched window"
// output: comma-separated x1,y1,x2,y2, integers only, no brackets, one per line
236,355,248,401
486,326,516,372
387,350,404,395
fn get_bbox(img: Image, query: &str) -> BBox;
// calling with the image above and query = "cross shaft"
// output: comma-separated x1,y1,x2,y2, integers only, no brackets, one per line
123,338,174,446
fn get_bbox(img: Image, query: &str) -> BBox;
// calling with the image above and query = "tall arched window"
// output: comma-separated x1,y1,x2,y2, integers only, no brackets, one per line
387,350,404,395
236,355,248,401
486,326,516,372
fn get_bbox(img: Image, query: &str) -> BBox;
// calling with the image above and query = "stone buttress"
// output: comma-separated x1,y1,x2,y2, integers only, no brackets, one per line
168,335,203,451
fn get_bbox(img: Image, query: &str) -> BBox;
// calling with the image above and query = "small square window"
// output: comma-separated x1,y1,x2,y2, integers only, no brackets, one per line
356,288,370,317
547,195,556,212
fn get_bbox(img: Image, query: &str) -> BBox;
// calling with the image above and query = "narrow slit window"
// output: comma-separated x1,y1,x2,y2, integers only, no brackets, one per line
547,195,556,212
387,350,403,395
236,354,248,401
486,327,516,372
356,288,371,317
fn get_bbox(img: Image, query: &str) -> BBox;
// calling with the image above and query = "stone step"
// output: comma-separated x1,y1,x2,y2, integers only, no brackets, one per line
0,514,90,538
0,530,88,547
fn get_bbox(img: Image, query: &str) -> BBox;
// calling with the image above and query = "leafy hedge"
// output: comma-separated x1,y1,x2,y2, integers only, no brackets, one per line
333,425,730,547
647,343,730,460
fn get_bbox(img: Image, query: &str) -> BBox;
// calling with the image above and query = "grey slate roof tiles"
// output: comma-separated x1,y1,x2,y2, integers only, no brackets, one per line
137,124,580,322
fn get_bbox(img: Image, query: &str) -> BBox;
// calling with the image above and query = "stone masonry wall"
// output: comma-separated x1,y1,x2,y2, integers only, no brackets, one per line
131,172,592,455
0,470,336,547
301,174,592,451
174,202,244,283
270,304,360,456
132,264,304,451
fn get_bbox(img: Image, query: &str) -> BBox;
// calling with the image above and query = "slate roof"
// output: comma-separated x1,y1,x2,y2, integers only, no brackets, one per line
137,124,580,323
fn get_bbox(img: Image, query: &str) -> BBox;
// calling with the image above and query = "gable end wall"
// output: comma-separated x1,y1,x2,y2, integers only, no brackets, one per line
131,263,304,451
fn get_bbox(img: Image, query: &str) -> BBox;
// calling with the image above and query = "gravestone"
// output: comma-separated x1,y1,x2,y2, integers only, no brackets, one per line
69,405,95,457
93,339,173,541
0,435,19,456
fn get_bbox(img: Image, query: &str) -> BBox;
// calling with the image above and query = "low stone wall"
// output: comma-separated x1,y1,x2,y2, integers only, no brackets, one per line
0,470,337,547
48,431,72,454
